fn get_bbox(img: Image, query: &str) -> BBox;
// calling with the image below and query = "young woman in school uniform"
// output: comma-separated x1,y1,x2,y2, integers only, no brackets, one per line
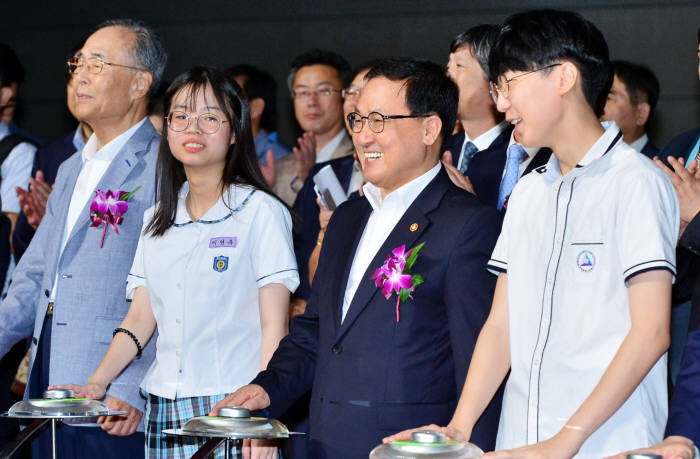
54,67,297,459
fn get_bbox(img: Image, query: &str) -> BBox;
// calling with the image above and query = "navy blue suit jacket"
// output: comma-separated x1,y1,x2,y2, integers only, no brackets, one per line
666,328,700,445
13,131,77,262
253,167,502,458
639,140,659,159
292,155,357,300
661,128,700,163
443,127,551,208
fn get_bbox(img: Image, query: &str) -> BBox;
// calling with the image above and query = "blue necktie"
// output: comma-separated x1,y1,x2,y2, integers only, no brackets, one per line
498,144,528,210
458,141,479,174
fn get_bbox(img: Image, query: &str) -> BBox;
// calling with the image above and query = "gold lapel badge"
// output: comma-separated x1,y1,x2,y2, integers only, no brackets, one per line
409,223,419,232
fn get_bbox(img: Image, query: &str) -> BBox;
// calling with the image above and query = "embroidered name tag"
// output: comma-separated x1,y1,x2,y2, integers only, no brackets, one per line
209,237,237,248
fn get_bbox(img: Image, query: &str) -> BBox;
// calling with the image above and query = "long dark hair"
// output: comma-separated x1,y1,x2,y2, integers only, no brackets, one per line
146,66,287,236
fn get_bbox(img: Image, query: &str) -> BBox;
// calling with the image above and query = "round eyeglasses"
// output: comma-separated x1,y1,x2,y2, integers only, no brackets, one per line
489,63,561,104
166,111,230,134
346,111,429,134
66,56,148,75
341,87,361,99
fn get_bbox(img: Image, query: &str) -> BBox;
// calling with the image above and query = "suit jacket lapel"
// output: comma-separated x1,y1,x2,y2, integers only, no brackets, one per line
63,121,156,246
523,147,552,175
336,167,451,340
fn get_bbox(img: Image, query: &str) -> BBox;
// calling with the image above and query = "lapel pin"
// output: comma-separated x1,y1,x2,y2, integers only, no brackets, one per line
409,223,419,232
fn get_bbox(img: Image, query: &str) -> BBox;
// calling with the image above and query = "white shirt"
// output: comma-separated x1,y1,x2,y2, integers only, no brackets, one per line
316,129,346,163
49,118,147,302
0,121,36,213
342,163,440,322
628,132,649,153
506,130,541,178
127,183,299,399
457,120,508,168
487,123,678,457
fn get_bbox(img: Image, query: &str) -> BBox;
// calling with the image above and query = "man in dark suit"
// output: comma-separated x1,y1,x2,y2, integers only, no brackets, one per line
213,58,502,458
601,60,660,159
443,25,550,210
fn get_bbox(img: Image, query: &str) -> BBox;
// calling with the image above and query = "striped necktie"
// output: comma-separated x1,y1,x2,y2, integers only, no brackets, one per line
458,141,479,174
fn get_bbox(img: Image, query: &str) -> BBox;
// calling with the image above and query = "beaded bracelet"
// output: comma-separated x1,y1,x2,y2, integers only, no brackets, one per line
113,327,143,359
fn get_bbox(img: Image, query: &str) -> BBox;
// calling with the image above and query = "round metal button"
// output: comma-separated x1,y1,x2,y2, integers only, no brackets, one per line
412,430,446,444
332,344,343,355
218,406,251,419
43,388,74,399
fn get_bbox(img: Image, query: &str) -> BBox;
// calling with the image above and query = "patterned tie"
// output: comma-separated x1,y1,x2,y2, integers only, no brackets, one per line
458,141,479,174
497,143,528,210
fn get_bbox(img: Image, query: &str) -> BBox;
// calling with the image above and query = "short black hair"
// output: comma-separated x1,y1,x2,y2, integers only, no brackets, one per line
0,43,24,88
227,65,278,132
365,57,458,147
449,24,501,75
612,60,660,113
489,9,613,117
288,49,352,90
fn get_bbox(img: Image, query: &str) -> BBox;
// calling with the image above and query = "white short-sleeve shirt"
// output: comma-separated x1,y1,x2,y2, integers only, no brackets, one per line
487,123,678,458
127,182,299,399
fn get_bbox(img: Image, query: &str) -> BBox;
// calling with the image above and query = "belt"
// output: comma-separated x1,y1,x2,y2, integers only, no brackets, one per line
46,302,54,316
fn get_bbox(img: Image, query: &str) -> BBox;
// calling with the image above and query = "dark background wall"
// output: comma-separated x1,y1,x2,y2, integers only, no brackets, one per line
3,0,699,148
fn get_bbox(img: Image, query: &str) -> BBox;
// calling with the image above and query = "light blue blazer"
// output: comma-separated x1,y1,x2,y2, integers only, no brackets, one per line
0,120,160,430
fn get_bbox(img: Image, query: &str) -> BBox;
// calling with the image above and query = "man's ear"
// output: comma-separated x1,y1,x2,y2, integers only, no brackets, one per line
635,102,651,127
557,61,579,97
249,97,265,121
422,115,443,147
0,87,12,108
131,71,153,100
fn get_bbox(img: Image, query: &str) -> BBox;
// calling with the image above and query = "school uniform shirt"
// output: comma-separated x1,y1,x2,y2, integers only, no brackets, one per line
487,123,678,458
127,182,299,399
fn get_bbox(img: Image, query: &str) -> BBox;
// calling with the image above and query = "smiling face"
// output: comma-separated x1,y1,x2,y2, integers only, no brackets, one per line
71,26,147,129
352,76,440,196
495,66,562,148
167,83,235,174
292,64,345,137
446,46,494,122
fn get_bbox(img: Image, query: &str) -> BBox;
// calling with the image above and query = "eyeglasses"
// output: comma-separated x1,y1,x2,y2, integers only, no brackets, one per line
341,87,361,99
489,63,561,104
166,111,230,134
66,56,148,75
347,111,429,134
291,85,341,100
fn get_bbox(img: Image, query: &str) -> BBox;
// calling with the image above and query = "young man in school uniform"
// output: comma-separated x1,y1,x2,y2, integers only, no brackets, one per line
387,9,678,459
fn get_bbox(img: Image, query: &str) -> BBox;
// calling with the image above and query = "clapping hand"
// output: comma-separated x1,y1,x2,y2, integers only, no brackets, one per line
442,151,475,195
653,156,700,230
293,132,316,182
15,170,53,229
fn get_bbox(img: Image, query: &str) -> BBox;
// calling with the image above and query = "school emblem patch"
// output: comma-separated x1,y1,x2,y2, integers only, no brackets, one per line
213,255,229,272
576,250,595,272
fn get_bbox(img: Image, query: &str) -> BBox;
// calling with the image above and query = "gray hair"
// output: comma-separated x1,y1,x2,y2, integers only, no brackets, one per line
449,24,500,75
95,19,167,98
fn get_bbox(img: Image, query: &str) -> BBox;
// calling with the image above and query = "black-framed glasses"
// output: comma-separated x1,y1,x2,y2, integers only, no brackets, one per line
66,56,148,75
489,63,561,104
166,111,230,134
291,85,341,100
347,111,429,134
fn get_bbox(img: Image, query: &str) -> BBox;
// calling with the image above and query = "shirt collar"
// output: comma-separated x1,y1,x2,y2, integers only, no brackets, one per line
73,126,87,151
543,122,623,186
174,182,256,226
316,129,346,163
464,120,508,152
628,132,649,153
362,162,441,212
81,117,147,163
0,121,9,139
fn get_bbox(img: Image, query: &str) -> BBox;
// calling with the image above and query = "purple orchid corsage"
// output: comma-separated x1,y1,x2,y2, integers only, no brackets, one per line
370,242,425,322
89,186,141,248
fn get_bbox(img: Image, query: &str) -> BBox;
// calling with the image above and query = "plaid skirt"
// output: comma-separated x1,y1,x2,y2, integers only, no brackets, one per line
144,391,232,459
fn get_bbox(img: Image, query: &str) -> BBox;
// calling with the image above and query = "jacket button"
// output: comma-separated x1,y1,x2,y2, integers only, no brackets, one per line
32,337,38,345
44,289,49,298
332,344,343,355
